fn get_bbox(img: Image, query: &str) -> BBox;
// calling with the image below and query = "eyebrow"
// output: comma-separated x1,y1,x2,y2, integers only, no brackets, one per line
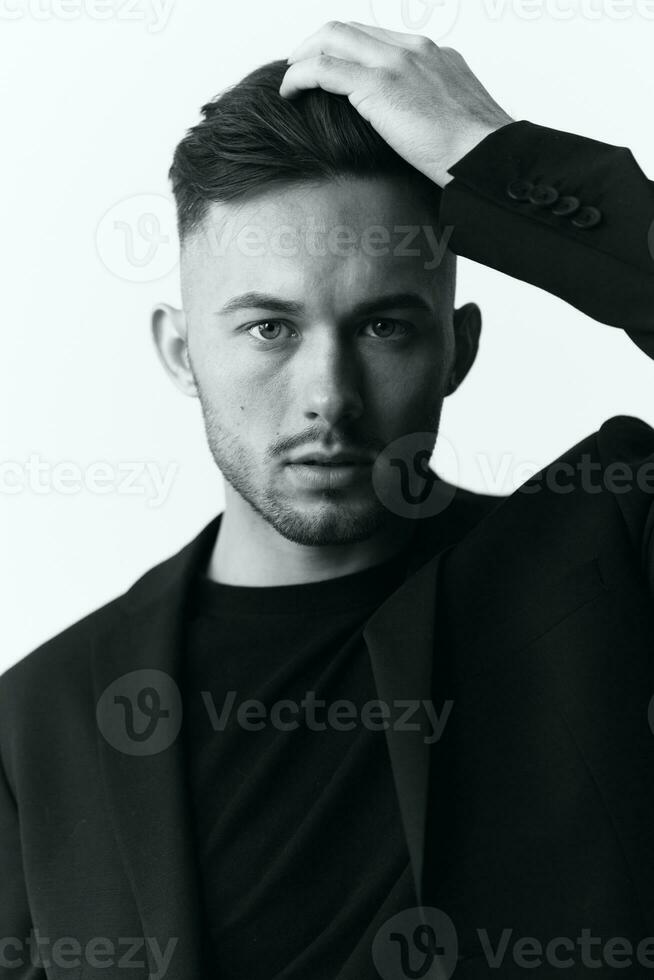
215,290,434,319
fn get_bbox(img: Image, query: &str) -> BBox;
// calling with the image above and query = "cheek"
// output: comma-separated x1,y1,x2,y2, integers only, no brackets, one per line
366,349,447,415
197,355,290,445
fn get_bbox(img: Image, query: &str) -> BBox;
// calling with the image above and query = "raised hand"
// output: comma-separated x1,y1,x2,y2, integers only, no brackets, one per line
280,21,514,188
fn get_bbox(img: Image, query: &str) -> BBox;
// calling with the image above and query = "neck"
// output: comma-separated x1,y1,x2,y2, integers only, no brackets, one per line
206,491,416,587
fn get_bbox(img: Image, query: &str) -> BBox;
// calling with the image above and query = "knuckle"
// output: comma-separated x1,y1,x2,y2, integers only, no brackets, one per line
391,45,413,65
379,64,401,87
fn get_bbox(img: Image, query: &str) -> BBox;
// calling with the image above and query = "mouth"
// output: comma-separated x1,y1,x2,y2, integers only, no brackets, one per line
287,450,375,467
285,455,373,490
291,459,366,466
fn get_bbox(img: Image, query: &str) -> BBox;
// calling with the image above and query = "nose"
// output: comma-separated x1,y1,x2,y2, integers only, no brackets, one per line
299,337,364,428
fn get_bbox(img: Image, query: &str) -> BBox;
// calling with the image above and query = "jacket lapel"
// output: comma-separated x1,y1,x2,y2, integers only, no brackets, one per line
90,494,477,972
91,515,222,980
362,491,486,907
363,546,443,907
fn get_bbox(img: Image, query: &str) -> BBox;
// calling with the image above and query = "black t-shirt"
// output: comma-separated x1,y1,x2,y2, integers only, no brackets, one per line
181,552,415,979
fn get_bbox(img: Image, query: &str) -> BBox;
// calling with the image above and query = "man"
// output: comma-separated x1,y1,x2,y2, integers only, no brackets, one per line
2,20,654,980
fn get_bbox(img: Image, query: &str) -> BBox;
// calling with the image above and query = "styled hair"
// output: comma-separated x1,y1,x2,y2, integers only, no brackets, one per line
169,58,443,242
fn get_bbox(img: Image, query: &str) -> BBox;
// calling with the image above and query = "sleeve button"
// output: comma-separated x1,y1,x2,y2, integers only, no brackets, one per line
506,178,534,201
528,184,559,206
550,195,580,216
571,205,602,229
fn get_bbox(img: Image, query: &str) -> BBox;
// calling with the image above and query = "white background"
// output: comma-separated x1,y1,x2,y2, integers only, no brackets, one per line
1,0,653,671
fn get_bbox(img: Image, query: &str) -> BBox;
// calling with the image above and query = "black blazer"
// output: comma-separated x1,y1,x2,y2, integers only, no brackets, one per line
2,120,654,979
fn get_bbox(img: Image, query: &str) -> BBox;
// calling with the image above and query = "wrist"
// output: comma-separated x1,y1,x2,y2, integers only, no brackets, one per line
438,113,515,187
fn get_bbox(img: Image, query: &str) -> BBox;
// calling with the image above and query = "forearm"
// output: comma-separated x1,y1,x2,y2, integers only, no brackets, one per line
439,120,654,352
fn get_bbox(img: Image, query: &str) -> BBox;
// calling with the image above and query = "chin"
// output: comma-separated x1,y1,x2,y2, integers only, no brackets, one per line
262,494,391,547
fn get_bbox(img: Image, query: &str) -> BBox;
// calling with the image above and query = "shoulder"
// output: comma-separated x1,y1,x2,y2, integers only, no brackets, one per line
501,414,654,503
445,415,654,573
0,595,120,709
0,515,220,718
595,414,654,466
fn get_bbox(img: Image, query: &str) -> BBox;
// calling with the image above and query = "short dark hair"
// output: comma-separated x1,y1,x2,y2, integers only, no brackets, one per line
169,58,442,242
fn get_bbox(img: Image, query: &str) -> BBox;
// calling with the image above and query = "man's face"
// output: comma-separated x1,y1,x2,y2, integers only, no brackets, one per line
180,175,459,546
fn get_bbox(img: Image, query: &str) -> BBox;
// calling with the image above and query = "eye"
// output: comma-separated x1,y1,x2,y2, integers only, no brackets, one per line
246,320,296,342
362,319,409,340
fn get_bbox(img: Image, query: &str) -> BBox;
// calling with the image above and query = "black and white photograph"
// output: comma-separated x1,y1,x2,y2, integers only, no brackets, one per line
2,1,654,977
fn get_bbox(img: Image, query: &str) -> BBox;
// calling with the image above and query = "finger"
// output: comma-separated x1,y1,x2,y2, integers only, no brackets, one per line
346,21,435,48
287,20,397,68
279,55,371,100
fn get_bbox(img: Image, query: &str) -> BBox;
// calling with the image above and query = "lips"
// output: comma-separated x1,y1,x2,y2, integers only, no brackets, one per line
294,459,361,466
285,454,372,490
288,451,373,466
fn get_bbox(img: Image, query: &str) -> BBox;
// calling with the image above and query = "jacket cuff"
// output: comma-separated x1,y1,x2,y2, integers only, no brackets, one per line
438,119,654,335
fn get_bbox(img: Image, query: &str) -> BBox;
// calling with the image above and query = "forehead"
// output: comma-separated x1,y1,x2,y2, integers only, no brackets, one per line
180,176,453,312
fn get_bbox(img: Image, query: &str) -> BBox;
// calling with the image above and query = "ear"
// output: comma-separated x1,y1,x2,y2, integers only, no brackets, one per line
150,302,197,397
445,302,482,396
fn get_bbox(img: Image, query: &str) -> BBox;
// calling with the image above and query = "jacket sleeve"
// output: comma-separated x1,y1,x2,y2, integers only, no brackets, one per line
438,119,654,356
0,695,46,979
